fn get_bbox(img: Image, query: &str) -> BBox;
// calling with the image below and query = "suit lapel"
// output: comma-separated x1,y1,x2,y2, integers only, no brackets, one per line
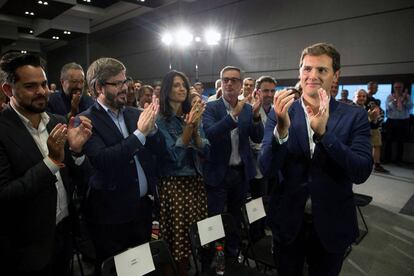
291,101,311,157
326,98,342,134
2,107,44,164
123,108,138,135
93,102,124,140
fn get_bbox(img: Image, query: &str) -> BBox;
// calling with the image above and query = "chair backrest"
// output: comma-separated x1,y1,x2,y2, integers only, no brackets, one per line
101,239,178,276
188,213,240,273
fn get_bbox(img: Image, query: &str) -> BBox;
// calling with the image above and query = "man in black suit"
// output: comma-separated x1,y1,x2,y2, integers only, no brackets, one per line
47,62,94,119
80,57,164,273
0,53,92,276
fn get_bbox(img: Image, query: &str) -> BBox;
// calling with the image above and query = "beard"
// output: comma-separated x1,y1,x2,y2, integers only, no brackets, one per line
105,90,126,110
24,96,47,113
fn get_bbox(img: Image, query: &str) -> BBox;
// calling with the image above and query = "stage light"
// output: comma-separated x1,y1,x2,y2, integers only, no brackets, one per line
161,33,173,46
175,29,193,47
204,29,221,45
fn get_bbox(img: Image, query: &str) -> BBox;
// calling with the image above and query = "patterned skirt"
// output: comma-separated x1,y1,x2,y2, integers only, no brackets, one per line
159,175,208,261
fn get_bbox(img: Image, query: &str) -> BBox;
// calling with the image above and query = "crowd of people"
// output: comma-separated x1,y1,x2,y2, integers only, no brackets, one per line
0,42,412,276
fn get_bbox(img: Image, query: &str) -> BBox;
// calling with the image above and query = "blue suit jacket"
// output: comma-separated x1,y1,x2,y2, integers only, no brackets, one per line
79,102,165,224
48,91,94,117
202,98,263,187
259,98,372,253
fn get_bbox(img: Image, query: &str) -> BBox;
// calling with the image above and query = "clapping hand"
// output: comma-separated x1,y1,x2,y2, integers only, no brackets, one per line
273,89,296,138
137,95,159,136
47,123,68,163
67,116,93,153
305,88,330,136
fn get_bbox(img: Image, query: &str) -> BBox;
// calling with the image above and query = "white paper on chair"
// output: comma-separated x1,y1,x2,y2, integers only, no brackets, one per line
114,242,155,276
246,197,266,223
197,214,225,246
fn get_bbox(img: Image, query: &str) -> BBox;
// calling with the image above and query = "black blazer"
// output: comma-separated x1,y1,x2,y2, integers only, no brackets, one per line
0,106,88,272
79,102,165,224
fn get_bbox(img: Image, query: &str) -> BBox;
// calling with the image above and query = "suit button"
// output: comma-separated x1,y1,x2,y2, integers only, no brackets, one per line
135,178,138,182
130,160,134,164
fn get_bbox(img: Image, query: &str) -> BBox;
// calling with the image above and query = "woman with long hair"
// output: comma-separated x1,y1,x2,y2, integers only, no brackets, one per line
156,70,209,275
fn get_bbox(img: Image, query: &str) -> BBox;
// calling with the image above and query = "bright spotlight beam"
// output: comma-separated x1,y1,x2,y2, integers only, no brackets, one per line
175,29,193,47
161,33,173,46
205,29,221,46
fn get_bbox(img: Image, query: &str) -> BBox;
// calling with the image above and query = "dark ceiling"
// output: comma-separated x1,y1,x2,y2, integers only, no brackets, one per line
0,0,175,54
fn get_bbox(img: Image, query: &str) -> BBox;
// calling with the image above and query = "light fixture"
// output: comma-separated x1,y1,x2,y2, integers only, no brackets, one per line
83,0,91,3
37,1,48,4
63,31,71,34
175,29,193,48
204,29,221,45
29,30,34,34
195,36,201,42
161,33,173,46
21,50,27,54
52,36,60,40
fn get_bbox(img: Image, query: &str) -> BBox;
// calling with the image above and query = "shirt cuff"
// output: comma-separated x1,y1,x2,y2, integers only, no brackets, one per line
273,126,289,144
134,129,146,145
44,157,60,174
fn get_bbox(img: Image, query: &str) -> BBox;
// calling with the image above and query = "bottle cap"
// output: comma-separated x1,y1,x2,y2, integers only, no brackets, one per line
216,245,224,251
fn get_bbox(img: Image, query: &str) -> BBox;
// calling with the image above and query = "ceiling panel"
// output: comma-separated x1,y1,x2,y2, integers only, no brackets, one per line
0,0,74,20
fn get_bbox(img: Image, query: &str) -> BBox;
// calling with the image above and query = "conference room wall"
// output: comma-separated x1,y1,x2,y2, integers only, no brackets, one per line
46,0,414,85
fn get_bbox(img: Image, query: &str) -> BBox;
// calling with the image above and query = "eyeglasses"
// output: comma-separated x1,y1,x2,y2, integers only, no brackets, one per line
104,79,129,89
222,77,241,84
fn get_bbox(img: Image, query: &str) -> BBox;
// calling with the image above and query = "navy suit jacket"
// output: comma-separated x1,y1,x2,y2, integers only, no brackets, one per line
0,106,89,272
259,98,373,253
202,98,263,187
79,102,165,224
48,90,94,117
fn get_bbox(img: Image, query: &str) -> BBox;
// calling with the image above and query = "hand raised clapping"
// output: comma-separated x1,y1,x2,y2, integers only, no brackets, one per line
137,95,159,136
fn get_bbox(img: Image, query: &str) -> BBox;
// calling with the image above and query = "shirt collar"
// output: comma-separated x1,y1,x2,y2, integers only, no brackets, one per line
97,98,125,116
11,100,50,129
222,96,233,111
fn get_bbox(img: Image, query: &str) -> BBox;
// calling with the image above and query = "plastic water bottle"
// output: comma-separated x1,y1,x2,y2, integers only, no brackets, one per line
215,245,225,275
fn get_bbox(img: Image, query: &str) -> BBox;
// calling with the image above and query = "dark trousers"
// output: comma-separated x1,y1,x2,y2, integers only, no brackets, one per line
274,216,345,276
384,118,410,162
15,217,73,276
205,165,247,257
88,197,153,276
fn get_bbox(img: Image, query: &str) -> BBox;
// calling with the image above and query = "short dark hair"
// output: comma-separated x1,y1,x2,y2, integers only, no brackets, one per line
255,76,277,89
299,43,340,72
159,70,191,118
220,66,243,79
0,52,45,84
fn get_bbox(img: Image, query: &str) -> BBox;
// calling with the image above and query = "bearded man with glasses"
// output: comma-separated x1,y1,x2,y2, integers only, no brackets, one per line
78,57,166,275
47,62,94,120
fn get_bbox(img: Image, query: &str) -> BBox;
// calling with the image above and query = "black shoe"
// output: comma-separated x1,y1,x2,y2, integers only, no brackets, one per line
374,164,390,173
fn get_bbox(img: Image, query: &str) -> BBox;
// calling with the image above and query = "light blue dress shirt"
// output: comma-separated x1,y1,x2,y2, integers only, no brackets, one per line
97,100,148,197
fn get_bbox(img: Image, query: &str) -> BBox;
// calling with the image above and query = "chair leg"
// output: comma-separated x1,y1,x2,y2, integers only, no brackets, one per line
355,206,368,244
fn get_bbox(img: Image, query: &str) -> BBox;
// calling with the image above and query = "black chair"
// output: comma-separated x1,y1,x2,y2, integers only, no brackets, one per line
354,193,373,244
240,198,277,273
101,239,178,276
188,213,266,276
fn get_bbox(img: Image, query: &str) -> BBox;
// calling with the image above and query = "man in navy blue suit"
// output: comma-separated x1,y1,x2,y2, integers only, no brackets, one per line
79,57,164,274
47,62,94,119
260,43,372,276
202,66,263,255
